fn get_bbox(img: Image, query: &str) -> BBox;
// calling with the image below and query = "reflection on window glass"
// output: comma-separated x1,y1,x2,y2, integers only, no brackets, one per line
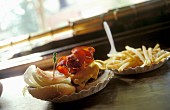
0,0,149,41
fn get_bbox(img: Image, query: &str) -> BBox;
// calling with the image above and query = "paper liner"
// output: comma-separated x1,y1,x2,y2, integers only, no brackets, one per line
44,70,113,103
113,57,169,75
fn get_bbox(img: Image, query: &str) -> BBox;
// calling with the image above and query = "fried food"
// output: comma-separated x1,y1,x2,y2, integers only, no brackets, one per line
105,44,170,72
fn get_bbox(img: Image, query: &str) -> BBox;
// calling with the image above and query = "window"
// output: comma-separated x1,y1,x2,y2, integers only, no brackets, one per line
0,0,149,61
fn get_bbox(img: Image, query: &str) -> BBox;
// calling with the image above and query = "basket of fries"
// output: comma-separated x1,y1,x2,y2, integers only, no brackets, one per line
104,44,170,75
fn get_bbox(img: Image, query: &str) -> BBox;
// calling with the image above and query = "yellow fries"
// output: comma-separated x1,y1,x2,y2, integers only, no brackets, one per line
125,46,145,63
105,44,170,72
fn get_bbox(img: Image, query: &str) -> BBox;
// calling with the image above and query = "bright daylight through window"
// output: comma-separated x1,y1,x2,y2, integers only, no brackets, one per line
0,0,149,61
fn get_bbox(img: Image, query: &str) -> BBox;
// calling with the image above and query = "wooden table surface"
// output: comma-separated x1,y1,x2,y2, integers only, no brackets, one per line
0,60,170,110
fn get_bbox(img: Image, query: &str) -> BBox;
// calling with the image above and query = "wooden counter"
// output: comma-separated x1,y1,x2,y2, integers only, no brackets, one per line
0,60,170,110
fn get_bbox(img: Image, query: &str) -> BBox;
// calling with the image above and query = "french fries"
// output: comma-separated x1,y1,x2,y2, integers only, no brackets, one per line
105,44,170,72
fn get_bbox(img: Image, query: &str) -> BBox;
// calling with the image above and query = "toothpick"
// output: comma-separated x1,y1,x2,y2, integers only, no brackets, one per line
53,52,57,79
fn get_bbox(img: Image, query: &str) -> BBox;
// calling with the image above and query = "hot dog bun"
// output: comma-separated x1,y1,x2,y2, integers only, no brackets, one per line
27,83,76,100
24,65,76,100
